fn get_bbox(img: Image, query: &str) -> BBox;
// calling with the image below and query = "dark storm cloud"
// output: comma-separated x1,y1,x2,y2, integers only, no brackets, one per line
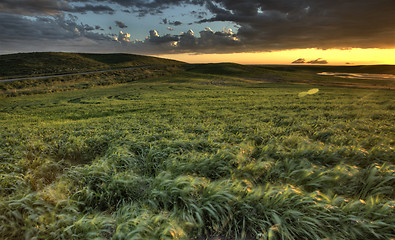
0,0,114,15
0,0,70,15
69,4,114,14
196,27,241,50
98,0,205,9
0,12,113,53
0,13,76,40
115,20,128,28
198,0,395,50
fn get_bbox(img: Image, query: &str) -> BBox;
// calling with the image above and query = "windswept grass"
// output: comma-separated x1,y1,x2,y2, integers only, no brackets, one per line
0,71,394,239
0,65,183,97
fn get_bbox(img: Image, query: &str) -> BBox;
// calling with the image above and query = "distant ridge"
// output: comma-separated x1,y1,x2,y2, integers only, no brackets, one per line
258,64,395,74
187,62,395,75
0,52,184,78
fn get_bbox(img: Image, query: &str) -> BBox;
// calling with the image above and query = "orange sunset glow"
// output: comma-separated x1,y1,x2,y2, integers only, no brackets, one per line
157,48,395,65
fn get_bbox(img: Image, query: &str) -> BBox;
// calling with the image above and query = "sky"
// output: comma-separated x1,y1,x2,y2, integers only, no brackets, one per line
0,0,395,65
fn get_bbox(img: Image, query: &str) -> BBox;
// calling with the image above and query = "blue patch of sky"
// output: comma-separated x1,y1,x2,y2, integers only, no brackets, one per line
70,3,238,41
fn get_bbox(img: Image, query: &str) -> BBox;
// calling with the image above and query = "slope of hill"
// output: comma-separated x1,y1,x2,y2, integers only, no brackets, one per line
186,63,275,76
186,63,395,89
188,63,395,75
1,59,394,97
0,52,184,78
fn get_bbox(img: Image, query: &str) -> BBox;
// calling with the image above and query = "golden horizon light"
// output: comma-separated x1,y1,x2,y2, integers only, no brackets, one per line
156,48,395,65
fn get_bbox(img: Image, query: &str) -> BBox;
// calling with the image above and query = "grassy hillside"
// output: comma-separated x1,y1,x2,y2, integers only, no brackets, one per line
0,52,183,78
187,63,395,90
188,63,395,75
0,65,183,97
2,64,394,97
186,63,274,76
0,71,394,239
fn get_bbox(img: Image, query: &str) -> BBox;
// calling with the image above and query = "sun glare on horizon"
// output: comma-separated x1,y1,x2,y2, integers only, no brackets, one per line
157,48,395,65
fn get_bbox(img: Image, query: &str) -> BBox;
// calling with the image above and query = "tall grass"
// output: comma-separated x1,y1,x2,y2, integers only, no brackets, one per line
0,72,394,239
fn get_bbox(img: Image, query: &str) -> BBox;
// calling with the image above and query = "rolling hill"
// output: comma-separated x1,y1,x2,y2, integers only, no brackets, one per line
0,52,184,78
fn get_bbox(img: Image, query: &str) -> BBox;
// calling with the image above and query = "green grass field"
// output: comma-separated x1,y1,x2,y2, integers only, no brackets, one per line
0,56,394,239
0,52,183,79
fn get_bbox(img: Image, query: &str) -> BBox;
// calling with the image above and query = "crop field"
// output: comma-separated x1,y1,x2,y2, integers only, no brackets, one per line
0,67,394,239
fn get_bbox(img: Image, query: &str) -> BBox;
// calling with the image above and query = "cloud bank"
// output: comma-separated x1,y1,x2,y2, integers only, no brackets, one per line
0,0,114,15
199,0,395,51
292,58,306,64
292,58,328,64
307,58,328,64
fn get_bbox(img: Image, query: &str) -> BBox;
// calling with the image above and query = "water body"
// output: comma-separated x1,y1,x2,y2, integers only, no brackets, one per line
318,72,395,80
